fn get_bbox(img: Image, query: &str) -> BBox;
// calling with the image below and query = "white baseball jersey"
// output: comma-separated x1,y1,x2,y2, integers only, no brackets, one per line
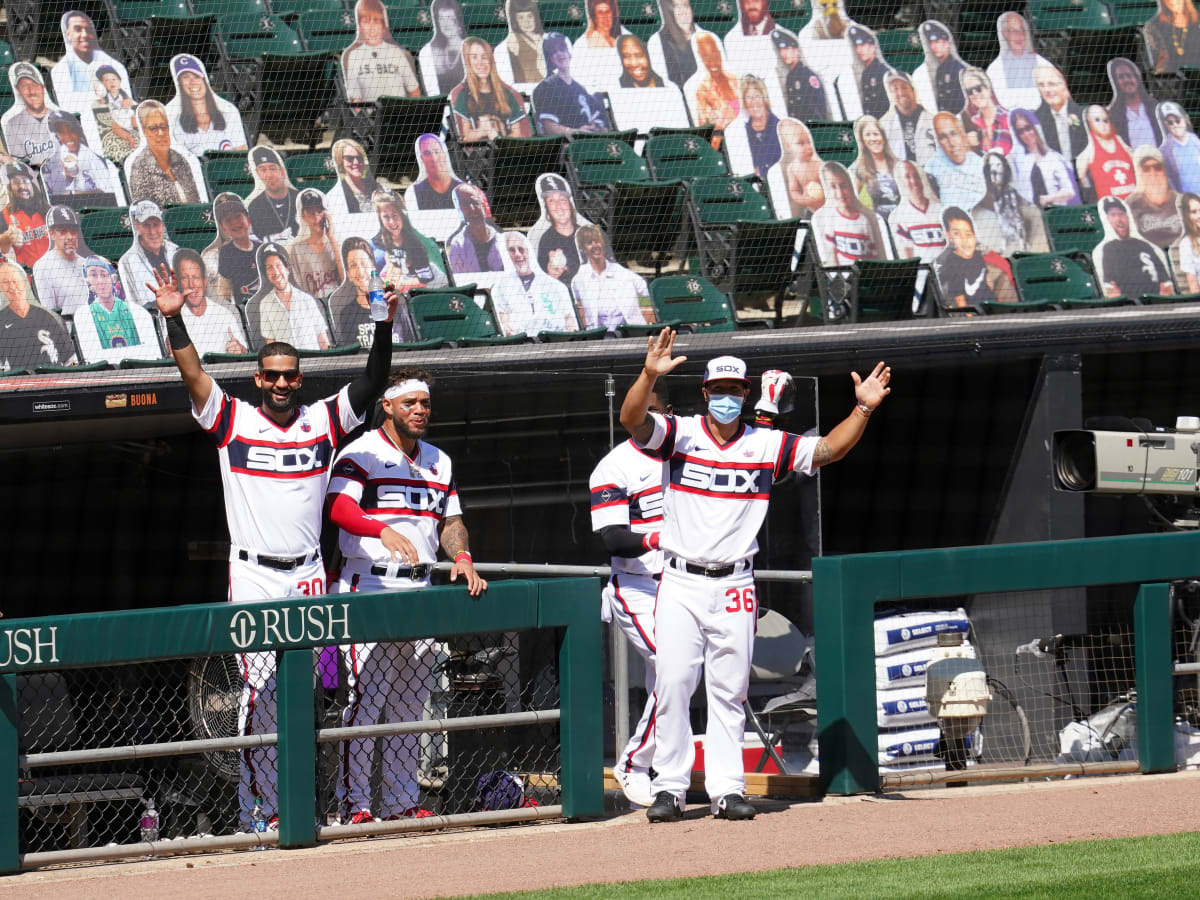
193,380,363,557
640,413,818,565
589,439,664,578
889,198,947,263
327,429,462,565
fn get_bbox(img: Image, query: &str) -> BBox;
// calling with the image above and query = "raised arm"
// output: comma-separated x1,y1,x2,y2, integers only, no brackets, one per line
619,329,687,444
812,362,891,468
346,286,401,418
147,264,214,412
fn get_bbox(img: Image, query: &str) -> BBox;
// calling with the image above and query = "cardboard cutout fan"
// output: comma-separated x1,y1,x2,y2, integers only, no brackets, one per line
74,253,163,364
684,33,743,137
325,138,384,240
2,160,52,269
723,75,784,179
924,110,986,212
1157,101,1200,193
287,187,346,300
528,172,595,285
446,181,513,290
39,109,124,209
327,233,418,347
30,204,94,316
810,159,891,267
1031,62,1088,161
770,27,831,125
569,222,652,330
120,199,181,308
403,132,469,242
496,0,549,90
958,67,1012,156
205,192,262,304
932,205,1017,308
1092,195,1174,299
648,0,715,89
50,11,130,115
342,0,422,103
1106,57,1163,151
1144,0,1200,75
1125,145,1183,247
165,54,248,157
767,116,825,219
879,70,937,167
571,0,632,91
419,0,468,95
849,114,901,221
168,246,250,357
889,160,946,262
969,149,1050,256
0,258,77,371
986,13,1050,112
82,64,141,166
607,33,690,131
244,240,331,351
1007,107,1081,208
3,63,66,167
492,229,580,335
449,36,534,142
124,100,208,209
1169,190,1200,292
369,189,449,293
797,0,860,113
722,0,787,114
1075,103,1136,201
532,33,613,135
246,146,300,244
913,20,967,115
843,24,894,121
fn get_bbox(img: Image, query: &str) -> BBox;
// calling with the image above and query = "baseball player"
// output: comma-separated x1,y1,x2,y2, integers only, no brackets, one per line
145,263,400,831
325,368,486,823
593,371,793,809
619,331,890,822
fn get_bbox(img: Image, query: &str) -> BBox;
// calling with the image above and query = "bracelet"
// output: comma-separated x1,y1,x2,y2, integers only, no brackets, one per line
856,402,874,417
454,551,472,564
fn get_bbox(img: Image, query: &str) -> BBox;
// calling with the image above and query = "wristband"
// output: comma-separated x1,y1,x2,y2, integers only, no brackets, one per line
454,551,472,564
642,532,660,551
856,402,874,417
165,315,192,351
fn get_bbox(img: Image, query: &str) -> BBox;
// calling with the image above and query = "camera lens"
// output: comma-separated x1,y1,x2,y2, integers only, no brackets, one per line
1054,431,1096,491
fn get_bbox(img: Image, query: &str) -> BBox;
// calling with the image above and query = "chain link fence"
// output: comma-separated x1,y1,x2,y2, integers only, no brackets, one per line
17,627,564,857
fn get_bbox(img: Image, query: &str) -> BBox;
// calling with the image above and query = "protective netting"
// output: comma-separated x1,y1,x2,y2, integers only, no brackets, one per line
16,628,561,855
3,0,1200,381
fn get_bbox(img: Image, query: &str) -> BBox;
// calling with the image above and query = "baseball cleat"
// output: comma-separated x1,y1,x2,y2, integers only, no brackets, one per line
384,807,435,820
349,809,377,824
711,793,756,820
646,791,684,823
614,766,655,807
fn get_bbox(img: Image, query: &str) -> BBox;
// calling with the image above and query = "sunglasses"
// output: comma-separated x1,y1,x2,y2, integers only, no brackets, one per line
1016,124,1035,133
260,368,301,383
342,154,364,164
143,123,169,133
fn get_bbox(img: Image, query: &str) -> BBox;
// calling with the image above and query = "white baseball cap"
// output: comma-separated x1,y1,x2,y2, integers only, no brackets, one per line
703,355,750,385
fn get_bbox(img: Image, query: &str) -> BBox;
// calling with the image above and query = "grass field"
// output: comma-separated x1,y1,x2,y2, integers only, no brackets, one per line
469,830,1200,899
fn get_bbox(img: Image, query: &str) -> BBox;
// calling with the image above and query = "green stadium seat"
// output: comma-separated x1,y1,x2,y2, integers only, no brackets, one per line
1109,0,1158,26
537,327,608,342
296,8,360,54
285,151,339,193
1027,0,1115,31
690,0,737,32
1044,205,1106,255
369,95,450,182
688,174,772,225
114,12,220,104
271,0,347,18
806,121,858,166
80,208,133,262
845,258,921,322
408,289,527,347
644,132,730,182
162,204,218,254
876,29,924,75
476,136,569,228
565,137,655,223
1140,292,1200,304
388,5,437,50
773,0,812,32
216,13,303,60
460,0,509,44
649,275,737,333
537,0,590,40
981,299,1059,313
190,0,268,15
1010,252,1122,307
297,342,362,357
608,180,690,273
202,157,256,200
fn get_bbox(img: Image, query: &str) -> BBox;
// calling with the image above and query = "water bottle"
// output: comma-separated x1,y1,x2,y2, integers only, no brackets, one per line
368,270,389,322
251,796,267,848
139,796,159,844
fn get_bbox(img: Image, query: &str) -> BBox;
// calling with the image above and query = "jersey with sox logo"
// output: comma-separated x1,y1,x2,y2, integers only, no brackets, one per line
326,428,461,564
640,413,817,565
589,439,665,578
193,380,362,557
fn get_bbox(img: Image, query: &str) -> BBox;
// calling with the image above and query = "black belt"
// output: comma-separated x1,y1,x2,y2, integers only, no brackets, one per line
370,563,432,580
238,549,319,572
670,557,747,579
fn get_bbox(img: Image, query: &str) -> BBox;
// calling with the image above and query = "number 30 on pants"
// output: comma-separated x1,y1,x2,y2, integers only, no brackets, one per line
724,587,755,613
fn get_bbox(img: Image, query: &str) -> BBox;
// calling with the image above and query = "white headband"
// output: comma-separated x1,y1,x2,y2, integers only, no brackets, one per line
384,380,430,400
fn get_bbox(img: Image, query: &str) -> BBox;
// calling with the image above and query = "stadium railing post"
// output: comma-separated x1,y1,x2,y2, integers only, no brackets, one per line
1135,583,1176,774
542,580,604,819
276,648,317,848
813,554,901,796
0,674,18,873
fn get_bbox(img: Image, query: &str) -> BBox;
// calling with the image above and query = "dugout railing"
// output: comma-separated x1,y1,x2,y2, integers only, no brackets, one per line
0,578,602,873
813,531,1200,795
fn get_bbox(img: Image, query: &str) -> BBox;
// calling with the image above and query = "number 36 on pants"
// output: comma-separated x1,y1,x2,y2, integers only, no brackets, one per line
724,587,755,613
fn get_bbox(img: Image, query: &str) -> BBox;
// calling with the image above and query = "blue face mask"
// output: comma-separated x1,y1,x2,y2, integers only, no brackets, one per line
708,393,743,424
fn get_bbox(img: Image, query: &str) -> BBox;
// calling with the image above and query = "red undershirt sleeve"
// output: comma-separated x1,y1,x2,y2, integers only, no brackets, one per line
330,492,388,539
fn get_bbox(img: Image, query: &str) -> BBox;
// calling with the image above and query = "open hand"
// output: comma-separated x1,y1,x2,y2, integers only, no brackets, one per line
146,263,185,317
851,361,891,410
643,328,688,379
450,557,488,596
380,526,420,567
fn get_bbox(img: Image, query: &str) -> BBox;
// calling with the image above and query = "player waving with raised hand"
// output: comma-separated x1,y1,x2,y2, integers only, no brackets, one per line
147,262,401,833
619,329,890,823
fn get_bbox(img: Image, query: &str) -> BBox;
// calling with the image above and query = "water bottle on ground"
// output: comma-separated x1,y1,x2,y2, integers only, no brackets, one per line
368,270,389,322
252,796,267,848
139,796,159,844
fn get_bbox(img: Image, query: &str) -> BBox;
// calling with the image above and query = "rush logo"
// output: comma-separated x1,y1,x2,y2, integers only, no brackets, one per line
671,459,766,496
